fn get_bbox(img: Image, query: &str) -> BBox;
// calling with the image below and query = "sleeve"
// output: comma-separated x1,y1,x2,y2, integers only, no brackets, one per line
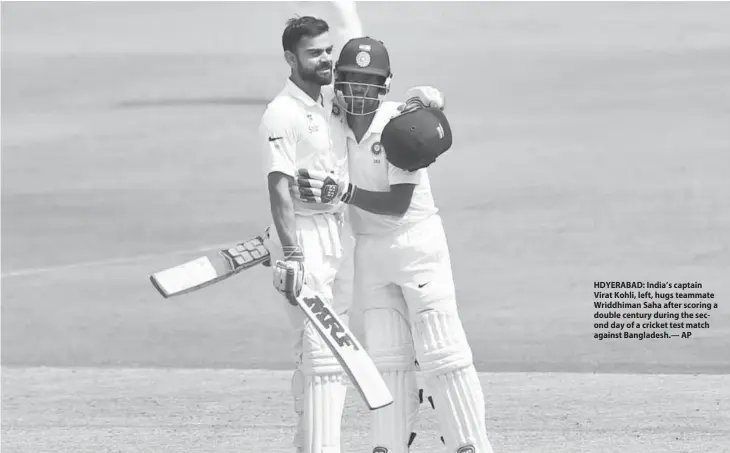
259,103,299,178
387,163,422,186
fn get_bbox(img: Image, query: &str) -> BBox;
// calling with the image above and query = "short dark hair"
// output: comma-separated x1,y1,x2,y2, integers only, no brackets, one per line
282,16,329,53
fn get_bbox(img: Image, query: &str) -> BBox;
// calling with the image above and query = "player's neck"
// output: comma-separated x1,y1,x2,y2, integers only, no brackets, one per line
347,113,375,143
347,111,375,128
289,75,322,103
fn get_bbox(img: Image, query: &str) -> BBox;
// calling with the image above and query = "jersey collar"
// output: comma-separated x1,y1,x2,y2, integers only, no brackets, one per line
285,78,324,108
345,104,396,143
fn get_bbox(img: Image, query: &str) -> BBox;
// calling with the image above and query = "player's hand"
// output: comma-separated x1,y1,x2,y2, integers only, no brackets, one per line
333,90,348,113
273,245,305,304
398,86,445,112
291,169,358,204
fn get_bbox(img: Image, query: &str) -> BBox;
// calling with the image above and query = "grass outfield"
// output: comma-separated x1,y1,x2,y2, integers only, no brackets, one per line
3,1,729,374
2,3,730,451
3,368,729,453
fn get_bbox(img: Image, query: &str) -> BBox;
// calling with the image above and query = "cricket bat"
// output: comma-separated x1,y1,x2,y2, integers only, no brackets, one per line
293,284,393,411
149,237,393,410
150,236,269,298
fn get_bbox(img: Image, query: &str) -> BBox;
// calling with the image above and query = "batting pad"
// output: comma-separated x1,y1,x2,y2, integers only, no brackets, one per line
302,374,348,453
412,310,494,453
364,308,420,453
296,320,349,453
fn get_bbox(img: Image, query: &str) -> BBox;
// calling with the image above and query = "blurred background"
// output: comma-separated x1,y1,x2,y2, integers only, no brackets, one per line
2,1,729,373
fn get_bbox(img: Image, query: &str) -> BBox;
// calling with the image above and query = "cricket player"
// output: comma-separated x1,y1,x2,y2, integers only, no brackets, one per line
258,9,360,453
292,37,496,453
258,5,445,452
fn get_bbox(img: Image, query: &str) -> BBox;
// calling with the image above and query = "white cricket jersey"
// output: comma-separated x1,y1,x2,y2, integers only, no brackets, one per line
347,101,439,235
259,79,348,216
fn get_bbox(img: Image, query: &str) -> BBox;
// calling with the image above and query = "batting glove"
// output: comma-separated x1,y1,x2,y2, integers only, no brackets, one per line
273,245,305,305
399,86,446,112
291,169,358,205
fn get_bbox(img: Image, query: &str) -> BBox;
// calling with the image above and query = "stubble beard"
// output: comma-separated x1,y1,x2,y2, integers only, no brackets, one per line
299,65,332,86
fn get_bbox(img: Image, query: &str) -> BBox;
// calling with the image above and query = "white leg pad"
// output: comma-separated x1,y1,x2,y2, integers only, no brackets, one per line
292,318,349,453
412,310,494,453
364,308,420,453
291,369,305,451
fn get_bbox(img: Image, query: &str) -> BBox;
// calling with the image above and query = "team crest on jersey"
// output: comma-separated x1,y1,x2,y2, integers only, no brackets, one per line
371,141,383,156
457,446,475,453
372,448,388,453
332,104,341,117
356,51,371,68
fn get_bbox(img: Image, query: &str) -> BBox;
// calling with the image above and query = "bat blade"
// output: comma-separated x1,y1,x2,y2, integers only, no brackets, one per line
150,236,269,298
293,285,393,411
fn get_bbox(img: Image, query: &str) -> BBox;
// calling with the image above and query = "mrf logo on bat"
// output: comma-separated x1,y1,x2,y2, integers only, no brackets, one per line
302,295,359,350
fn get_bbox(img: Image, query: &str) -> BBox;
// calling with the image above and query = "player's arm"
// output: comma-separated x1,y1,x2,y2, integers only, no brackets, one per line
268,172,298,246
343,183,415,217
260,106,299,248
292,165,420,217
343,163,420,216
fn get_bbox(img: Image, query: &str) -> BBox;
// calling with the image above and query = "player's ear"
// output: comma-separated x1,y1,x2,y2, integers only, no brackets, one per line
382,74,392,95
284,50,297,71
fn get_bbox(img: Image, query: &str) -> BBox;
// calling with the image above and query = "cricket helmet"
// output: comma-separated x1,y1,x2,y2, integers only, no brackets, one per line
381,105,453,171
335,37,392,115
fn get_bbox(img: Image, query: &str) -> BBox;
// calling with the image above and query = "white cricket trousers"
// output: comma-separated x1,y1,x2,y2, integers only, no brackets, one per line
354,213,456,316
355,213,493,453
264,211,354,453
